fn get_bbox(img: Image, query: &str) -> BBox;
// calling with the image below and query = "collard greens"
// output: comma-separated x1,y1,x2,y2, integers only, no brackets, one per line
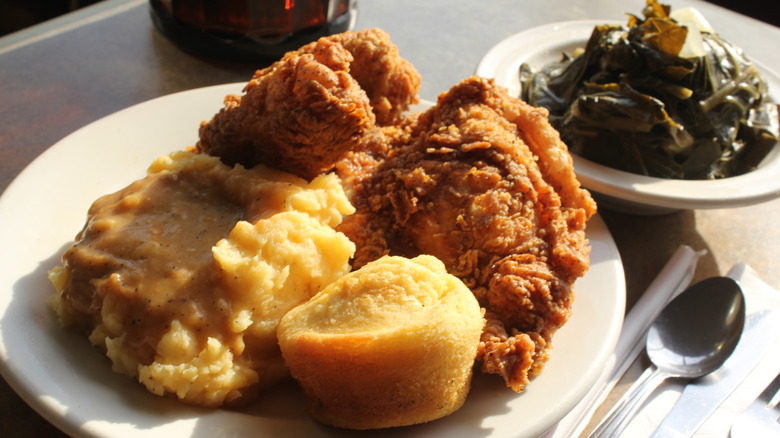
520,0,779,179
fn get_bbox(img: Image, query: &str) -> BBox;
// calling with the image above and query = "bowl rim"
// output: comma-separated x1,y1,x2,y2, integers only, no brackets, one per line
573,140,780,210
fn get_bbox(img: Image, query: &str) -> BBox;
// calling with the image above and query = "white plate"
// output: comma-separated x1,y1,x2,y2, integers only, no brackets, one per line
477,20,780,214
0,83,625,438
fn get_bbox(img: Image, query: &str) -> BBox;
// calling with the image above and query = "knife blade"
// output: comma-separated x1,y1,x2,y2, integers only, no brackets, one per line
649,309,780,438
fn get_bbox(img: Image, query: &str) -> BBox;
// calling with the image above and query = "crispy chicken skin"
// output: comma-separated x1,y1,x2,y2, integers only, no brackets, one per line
196,38,375,181
196,28,420,180
299,28,422,125
338,76,596,392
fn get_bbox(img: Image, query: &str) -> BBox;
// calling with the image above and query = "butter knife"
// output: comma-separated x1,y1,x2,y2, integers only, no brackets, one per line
649,308,780,438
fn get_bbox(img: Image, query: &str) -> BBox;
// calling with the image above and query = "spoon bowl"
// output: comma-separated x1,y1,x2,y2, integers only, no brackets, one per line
591,276,745,437
646,277,745,378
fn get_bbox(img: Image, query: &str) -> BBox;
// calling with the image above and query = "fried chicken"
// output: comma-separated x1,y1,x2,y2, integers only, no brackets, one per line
197,23,593,392
196,28,420,180
338,76,596,392
196,38,374,181
299,28,422,125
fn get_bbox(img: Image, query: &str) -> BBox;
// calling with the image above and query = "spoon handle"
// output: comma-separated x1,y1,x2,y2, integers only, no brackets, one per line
589,365,670,437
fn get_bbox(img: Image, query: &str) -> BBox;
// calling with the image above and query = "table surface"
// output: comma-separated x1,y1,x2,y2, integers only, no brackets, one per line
1,0,779,436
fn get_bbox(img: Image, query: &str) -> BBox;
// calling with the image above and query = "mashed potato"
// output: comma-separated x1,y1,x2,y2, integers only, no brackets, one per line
277,255,485,429
48,151,355,407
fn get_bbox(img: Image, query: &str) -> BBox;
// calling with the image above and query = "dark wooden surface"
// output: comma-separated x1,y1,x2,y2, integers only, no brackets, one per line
1,1,779,437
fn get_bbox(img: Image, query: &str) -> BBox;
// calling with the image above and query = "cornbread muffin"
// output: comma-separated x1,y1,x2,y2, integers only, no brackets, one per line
48,151,355,407
277,255,484,429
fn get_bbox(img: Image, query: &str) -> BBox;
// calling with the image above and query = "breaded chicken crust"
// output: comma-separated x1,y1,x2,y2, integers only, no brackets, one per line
196,28,420,180
338,76,596,392
196,38,375,181
299,28,422,125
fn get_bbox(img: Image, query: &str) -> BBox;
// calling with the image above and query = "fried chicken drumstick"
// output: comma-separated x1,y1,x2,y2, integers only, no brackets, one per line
196,28,420,180
338,76,597,392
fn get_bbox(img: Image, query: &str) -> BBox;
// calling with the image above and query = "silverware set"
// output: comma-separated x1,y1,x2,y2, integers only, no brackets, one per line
588,277,780,437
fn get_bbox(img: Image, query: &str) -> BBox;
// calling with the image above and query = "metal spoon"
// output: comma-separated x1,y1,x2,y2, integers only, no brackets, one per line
590,276,745,437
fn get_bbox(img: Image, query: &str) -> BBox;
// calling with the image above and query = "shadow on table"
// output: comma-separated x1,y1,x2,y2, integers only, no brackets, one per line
599,207,718,310
706,0,780,27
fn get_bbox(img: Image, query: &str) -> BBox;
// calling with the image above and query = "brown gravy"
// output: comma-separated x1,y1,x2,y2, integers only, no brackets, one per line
49,151,356,406
60,167,244,363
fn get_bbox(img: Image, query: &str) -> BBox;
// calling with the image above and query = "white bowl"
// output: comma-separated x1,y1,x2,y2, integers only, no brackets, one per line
477,20,780,215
